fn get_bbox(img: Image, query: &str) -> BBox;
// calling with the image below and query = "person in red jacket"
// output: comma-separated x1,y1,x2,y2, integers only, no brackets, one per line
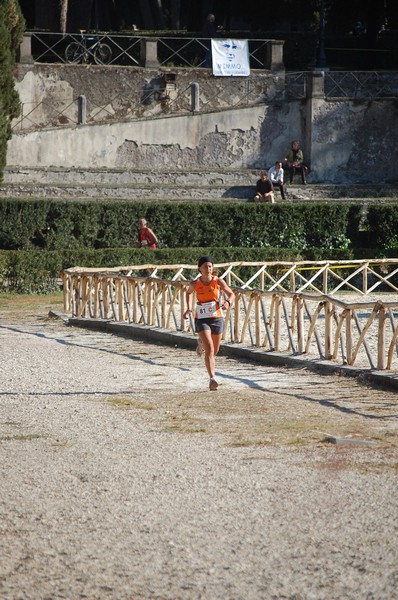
137,217,158,248
183,256,235,391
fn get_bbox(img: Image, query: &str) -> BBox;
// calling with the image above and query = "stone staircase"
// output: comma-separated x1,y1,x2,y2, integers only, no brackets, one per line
1,166,398,203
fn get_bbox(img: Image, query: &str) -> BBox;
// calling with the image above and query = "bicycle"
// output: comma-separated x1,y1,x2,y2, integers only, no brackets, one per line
65,30,112,65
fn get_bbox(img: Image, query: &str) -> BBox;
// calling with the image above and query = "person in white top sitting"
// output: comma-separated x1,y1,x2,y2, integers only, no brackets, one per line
268,161,286,200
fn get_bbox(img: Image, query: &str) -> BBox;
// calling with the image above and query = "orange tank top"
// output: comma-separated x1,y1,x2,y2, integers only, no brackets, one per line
194,276,223,319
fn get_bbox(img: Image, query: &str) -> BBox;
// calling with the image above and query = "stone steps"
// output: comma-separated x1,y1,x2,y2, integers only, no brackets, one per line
2,167,259,186
0,182,251,201
1,167,398,203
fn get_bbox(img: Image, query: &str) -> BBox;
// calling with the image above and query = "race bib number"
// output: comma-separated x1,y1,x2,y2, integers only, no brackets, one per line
197,301,218,319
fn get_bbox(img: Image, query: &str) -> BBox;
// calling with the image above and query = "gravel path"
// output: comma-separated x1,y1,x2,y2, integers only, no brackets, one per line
1,307,398,600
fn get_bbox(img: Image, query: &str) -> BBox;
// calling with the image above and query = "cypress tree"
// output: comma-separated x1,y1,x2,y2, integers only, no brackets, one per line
0,0,24,182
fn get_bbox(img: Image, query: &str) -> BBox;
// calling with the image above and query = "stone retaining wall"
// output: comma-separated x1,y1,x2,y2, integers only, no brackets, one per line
7,64,398,184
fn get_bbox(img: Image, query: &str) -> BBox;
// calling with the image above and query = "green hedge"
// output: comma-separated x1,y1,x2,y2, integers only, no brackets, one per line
1,199,397,293
0,1,25,182
0,199,362,251
366,205,398,250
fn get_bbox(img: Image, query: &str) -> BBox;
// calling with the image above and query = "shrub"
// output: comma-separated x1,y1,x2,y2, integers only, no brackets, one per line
0,199,362,251
0,0,25,181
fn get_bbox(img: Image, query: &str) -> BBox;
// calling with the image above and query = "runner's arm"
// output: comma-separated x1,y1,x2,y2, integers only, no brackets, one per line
219,279,235,309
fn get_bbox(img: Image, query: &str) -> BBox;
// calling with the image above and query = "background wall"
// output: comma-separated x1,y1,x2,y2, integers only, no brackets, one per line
7,64,398,184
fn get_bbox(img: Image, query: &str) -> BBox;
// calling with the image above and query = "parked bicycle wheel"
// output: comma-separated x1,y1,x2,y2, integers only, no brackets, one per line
65,42,85,64
94,43,112,65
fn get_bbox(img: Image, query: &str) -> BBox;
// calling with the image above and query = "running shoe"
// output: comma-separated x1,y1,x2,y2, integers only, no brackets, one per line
209,378,219,391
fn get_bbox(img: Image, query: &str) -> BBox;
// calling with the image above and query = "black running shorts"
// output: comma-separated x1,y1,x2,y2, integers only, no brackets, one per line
195,317,224,334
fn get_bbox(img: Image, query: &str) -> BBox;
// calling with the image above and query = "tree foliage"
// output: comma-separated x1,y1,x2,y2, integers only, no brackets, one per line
0,0,24,182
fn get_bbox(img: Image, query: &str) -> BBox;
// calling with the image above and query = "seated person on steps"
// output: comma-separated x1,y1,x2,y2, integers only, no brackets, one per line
284,140,307,184
268,161,286,200
254,171,275,203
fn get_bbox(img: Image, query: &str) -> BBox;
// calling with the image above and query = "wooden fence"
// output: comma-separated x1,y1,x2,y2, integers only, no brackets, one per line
62,260,398,372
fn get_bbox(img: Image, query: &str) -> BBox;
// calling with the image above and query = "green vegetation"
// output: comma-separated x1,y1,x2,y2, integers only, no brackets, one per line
0,0,24,182
0,198,397,293
0,198,361,250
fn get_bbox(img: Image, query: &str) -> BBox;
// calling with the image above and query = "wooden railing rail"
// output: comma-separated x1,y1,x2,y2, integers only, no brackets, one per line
62,263,398,372
62,259,398,298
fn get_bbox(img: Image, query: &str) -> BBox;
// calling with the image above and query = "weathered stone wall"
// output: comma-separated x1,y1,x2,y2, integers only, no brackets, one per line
7,64,398,184
12,64,284,129
310,99,398,183
7,104,289,171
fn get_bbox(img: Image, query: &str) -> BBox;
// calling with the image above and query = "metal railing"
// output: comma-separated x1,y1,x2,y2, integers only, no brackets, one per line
284,71,306,99
325,71,398,99
62,260,398,372
25,32,273,69
283,71,398,100
27,31,141,66
11,98,80,130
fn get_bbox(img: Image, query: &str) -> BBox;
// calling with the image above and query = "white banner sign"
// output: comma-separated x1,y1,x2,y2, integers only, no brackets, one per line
211,39,250,77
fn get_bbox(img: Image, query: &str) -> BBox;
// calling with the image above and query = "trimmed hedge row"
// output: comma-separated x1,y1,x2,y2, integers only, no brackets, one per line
0,246,395,294
1,199,397,293
0,199,363,251
4,199,398,252
366,205,398,250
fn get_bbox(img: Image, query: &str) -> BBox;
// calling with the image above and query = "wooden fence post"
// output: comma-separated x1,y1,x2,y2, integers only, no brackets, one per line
345,309,353,365
377,305,386,370
323,268,328,293
102,277,109,319
62,272,71,313
296,295,305,353
363,263,368,294
117,277,125,321
132,280,138,323
324,301,332,359
161,282,167,328
274,295,281,351
179,283,185,330
146,279,153,325
234,293,240,342
255,293,261,347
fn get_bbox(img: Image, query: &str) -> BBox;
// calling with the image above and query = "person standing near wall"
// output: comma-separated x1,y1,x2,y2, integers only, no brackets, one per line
183,256,235,391
202,13,217,68
137,217,158,248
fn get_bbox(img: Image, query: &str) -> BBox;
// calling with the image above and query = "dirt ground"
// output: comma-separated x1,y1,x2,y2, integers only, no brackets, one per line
2,293,398,453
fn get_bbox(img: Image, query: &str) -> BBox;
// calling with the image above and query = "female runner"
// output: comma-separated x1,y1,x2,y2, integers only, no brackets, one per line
183,256,235,391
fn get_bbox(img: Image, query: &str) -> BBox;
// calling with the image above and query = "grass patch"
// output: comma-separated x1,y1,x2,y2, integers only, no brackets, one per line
105,396,154,410
164,423,207,434
227,435,271,448
286,436,305,445
0,292,64,318
164,413,207,434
